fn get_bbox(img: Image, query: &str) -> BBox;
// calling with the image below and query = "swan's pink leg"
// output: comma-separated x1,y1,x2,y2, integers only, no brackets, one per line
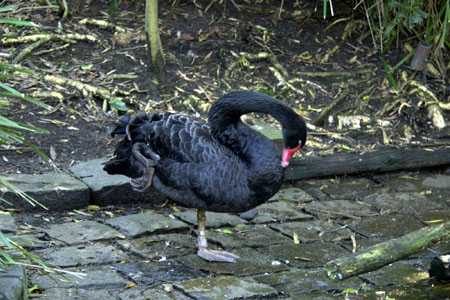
196,209,239,263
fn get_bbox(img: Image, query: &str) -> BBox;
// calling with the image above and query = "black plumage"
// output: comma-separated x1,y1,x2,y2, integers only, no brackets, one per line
104,91,306,213
104,91,307,262
429,254,450,281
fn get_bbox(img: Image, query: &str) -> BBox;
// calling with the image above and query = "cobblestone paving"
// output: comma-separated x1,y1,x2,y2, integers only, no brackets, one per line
3,171,450,299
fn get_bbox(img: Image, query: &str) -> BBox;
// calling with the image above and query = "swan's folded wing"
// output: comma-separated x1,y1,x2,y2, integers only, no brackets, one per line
154,159,251,212
137,113,225,163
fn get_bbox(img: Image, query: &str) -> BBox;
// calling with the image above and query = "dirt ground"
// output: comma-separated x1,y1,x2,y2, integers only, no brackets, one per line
1,0,449,175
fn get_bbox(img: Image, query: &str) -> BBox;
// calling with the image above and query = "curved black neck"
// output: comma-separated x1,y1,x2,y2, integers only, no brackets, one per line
208,91,301,138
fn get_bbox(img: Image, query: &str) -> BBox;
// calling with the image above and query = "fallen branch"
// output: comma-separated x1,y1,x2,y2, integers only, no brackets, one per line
43,74,115,99
13,37,51,63
313,91,347,126
224,51,270,79
289,77,328,95
286,146,450,181
408,80,447,130
31,91,64,102
225,52,327,95
79,18,128,33
427,103,446,130
35,43,70,56
1,33,97,45
325,221,450,280
58,0,69,19
268,66,304,96
438,102,450,111
7,64,130,107
296,69,374,78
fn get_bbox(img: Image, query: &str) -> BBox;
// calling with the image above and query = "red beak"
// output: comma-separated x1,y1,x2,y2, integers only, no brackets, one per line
281,145,301,167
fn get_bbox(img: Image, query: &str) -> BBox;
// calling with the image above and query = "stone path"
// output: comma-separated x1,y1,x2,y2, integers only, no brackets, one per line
1,159,450,299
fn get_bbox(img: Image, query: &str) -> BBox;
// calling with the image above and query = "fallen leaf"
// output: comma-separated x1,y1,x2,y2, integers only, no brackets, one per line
49,145,57,160
103,211,114,217
271,260,282,266
73,209,92,217
177,32,195,41
87,205,100,212
424,219,444,224
80,64,93,71
216,228,233,235
163,284,173,292
293,231,300,244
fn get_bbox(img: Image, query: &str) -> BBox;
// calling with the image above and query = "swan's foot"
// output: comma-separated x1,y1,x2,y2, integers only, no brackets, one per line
197,248,239,263
196,208,239,263
130,168,154,192
129,143,160,192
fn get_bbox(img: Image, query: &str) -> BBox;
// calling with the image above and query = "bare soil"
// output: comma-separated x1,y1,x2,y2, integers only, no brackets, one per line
1,0,449,175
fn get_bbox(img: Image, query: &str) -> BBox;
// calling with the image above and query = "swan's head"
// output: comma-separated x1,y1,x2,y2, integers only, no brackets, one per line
281,117,307,168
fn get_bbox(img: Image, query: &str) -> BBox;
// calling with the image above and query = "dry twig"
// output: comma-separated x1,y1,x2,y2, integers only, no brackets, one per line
1,33,97,45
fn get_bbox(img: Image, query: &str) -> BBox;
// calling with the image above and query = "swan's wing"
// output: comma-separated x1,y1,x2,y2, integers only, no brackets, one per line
105,112,252,211
104,112,230,179
154,159,251,212
128,112,225,163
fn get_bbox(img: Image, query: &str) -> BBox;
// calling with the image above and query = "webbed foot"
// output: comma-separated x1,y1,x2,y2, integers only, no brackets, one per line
197,248,239,263
129,143,160,192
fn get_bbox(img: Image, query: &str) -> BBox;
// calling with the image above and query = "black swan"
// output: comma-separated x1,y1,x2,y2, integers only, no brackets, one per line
104,91,307,263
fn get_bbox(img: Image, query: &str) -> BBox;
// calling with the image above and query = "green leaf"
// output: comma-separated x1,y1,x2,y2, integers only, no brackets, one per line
80,64,93,71
216,228,233,235
25,141,50,162
383,61,398,90
0,231,12,248
0,5,17,13
0,126,25,144
0,82,24,98
0,115,47,134
438,1,449,48
110,98,128,111
0,176,47,209
0,250,15,265
0,18,38,27
0,83,51,110
0,115,35,131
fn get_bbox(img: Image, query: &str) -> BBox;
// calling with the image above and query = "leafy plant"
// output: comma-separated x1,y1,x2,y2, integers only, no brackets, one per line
326,0,448,77
0,4,53,274
0,67,52,272
0,80,49,150
0,4,39,27
0,230,85,280
363,0,449,51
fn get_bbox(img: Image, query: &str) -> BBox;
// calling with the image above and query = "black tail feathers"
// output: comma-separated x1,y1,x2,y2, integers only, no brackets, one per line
110,112,149,138
104,112,160,179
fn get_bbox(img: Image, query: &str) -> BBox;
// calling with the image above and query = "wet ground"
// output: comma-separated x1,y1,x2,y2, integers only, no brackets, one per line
3,170,450,299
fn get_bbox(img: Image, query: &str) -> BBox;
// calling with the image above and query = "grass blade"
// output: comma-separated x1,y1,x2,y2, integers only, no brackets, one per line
0,5,17,13
0,18,39,27
0,83,51,110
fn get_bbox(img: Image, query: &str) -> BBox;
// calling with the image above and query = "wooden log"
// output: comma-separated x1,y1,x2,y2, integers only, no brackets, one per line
286,146,450,181
325,221,450,280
